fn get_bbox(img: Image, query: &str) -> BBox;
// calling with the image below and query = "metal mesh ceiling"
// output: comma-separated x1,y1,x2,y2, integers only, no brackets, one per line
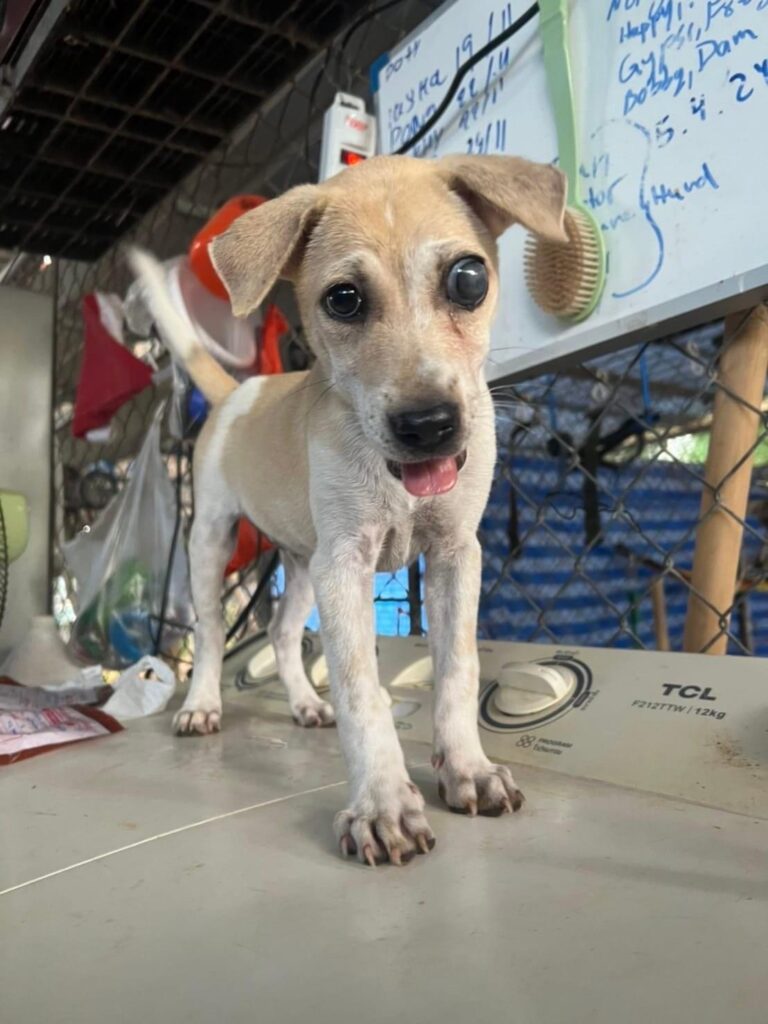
0,0,358,259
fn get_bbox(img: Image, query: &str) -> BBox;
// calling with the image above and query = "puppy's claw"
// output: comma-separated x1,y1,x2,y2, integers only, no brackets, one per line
334,781,433,867
293,699,336,728
438,760,524,818
173,708,221,736
363,846,378,868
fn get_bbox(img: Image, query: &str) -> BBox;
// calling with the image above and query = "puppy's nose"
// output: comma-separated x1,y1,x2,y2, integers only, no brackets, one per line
388,403,460,453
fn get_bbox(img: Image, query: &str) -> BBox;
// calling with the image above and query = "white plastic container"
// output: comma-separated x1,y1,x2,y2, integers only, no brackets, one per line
318,93,376,182
165,256,259,370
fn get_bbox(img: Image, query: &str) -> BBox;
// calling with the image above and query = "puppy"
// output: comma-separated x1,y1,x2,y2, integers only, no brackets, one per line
130,153,566,866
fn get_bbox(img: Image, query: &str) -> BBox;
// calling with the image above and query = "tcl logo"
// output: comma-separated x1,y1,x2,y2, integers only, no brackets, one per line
661,684,717,701
345,114,368,133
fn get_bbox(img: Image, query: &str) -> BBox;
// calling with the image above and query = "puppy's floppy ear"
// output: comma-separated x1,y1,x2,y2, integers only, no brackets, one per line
209,184,324,316
436,155,568,242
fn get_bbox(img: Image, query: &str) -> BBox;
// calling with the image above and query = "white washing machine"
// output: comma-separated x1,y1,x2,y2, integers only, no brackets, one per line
2,633,766,1024
242,631,768,819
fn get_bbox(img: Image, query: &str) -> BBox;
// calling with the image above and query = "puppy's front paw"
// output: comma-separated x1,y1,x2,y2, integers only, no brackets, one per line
292,696,335,728
435,753,524,817
173,705,222,735
334,778,436,866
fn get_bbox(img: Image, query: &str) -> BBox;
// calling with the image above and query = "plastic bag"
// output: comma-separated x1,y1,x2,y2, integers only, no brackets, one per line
0,680,122,765
63,406,192,669
101,656,176,721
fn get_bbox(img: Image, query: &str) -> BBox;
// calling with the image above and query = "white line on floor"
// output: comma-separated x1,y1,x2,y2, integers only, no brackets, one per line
1,761,432,897
1,779,347,897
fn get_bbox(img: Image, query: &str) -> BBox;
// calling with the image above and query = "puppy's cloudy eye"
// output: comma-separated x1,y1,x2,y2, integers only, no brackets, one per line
446,257,488,310
324,283,364,320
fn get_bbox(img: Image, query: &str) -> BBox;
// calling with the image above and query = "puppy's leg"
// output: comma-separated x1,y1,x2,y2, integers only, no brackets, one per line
270,552,335,727
425,538,524,816
311,541,435,865
174,508,235,736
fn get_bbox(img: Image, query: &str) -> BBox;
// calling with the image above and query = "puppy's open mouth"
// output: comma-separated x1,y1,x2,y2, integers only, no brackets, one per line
387,451,467,497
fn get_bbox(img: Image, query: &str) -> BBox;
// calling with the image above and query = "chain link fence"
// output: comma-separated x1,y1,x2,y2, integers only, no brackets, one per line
3,0,767,665
481,322,768,656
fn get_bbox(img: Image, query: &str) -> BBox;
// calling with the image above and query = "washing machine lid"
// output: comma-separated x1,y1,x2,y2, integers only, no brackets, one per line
241,633,768,819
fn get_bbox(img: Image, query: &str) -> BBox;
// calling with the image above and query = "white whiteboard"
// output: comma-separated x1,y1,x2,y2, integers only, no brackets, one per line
373,0,768,380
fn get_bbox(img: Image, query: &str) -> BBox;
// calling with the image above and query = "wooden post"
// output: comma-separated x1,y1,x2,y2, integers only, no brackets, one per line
650,577,670,652
683,306,768,654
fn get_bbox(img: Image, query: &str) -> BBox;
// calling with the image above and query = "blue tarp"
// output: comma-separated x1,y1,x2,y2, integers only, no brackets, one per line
479,454,767,655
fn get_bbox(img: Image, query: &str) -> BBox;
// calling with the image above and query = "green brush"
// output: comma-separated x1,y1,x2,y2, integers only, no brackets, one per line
524,0,606,321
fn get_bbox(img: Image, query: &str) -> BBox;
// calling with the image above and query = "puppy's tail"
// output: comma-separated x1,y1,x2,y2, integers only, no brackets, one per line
128,247,238,406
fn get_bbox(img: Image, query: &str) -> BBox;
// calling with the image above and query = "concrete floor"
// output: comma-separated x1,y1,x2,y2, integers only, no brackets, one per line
2,661,767,1024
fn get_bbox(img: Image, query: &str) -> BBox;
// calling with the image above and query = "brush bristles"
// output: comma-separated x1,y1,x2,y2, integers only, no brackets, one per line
524,207,602,319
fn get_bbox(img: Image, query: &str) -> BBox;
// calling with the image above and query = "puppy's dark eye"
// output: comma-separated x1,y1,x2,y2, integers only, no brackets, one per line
445,257,488,310
324,283,364,320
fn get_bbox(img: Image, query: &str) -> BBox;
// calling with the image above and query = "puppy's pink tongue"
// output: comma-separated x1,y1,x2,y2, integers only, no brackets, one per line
401,457,458,497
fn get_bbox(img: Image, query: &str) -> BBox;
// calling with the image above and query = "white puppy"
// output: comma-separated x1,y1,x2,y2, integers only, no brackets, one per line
130,153,566,866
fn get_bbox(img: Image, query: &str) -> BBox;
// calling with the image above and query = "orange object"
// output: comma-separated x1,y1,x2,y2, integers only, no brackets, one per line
225,517,273,577
189,195,266,300
341,149,366,167
258,305,289,376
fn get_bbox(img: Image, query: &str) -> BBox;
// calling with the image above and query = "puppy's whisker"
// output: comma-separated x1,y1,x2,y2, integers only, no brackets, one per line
305,381,337,421
285,375,333,399
488,385,523,397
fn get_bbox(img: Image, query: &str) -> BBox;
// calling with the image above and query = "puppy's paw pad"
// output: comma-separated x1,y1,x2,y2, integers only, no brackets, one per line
173,707,222,736
293,698,335,728
437,759,524,817
334,782,435,867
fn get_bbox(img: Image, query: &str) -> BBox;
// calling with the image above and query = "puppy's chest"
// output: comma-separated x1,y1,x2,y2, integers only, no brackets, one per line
374,504,451,573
